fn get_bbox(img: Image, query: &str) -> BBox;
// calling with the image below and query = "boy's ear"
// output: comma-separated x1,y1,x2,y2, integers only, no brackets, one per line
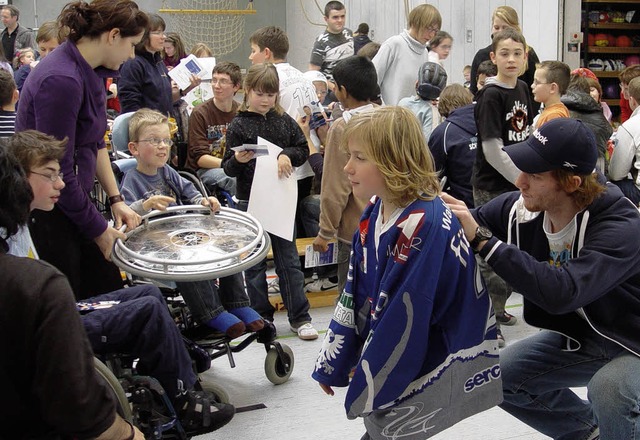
128,141,139,156
11,88,18,104
263,47,273,62
489,51,496,64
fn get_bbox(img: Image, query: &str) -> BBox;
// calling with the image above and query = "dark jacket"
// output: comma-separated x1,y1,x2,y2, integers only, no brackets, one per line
475,182,640,356
428,103,477,207
561,90,613,173
119,49,173,116
353,34,372,55
222,109,309,201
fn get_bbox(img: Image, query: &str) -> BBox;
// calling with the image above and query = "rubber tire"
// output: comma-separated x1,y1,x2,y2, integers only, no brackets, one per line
264,344,294,385
199,380,231,403
94,357,133,421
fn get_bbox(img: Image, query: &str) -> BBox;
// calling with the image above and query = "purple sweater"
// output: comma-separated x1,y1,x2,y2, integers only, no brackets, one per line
16,41,117,239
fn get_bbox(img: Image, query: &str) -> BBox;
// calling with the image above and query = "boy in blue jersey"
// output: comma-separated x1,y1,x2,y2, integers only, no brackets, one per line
312,106,502,440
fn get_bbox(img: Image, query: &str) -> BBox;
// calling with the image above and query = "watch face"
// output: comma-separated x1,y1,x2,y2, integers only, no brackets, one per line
476,226,492,240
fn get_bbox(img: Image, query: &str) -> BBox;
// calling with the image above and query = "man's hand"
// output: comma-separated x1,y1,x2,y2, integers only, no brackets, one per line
110,201,140,230
441,193,479,242
94,227,126,261
142,195,176,212
313,235,330,253
277,154,293,179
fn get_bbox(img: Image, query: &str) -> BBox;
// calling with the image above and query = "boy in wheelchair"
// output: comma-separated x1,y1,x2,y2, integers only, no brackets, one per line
120,108,265,338
2,130,235,436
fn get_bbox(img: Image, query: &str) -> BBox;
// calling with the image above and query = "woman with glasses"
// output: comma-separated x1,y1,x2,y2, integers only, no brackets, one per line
371,4,442,105
15,0,147,298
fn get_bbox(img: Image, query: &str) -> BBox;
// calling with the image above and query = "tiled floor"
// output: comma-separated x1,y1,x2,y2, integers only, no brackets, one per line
194,293,561,440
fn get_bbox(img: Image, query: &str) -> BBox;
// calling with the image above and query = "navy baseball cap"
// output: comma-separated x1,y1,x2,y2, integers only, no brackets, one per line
503,118,597,174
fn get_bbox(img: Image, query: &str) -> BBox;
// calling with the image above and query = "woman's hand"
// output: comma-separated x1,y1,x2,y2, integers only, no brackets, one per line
111,201,141,230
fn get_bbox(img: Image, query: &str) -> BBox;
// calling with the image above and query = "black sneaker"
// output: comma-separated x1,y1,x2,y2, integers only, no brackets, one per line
496,311,518,326
175,390,235,435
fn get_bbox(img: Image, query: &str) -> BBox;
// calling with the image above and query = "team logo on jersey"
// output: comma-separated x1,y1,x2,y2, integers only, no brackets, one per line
359,218,370,246
506,100,530,142
315,328,346,374
390,211,425,263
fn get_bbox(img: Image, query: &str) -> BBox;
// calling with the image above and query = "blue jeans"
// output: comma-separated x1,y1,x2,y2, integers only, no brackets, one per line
500,330,640,440
299,194,320,237
82,284,196,397
473,188,512,319
611,179,640,206
236,200,312,326
176,272,249,324
197,167,236,196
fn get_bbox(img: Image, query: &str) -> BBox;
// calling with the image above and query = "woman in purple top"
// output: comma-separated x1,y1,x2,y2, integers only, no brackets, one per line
15,0,147,297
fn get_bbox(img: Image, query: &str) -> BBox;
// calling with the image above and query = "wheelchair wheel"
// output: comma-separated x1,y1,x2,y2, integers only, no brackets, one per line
199,380,231,404
94,357,133,421
264,344,294,385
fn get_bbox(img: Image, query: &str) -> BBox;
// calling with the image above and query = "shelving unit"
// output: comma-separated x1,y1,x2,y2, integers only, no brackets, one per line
581,0,640,118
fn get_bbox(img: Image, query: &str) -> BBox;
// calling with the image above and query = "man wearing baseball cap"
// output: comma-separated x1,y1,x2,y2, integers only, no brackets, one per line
444,118,640,440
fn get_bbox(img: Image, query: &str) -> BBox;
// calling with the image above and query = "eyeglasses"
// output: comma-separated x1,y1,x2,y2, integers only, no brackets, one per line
427,27,440,33
211,78,233,86
532,79,549,86
31,171,64,182
139,138,173,147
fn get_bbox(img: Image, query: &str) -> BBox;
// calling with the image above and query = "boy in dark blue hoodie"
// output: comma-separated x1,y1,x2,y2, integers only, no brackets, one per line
428,83,476,207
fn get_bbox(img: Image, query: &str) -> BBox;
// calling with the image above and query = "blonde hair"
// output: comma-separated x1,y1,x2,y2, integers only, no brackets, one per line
492,6,522,33
128,108,168,142
342,106,440,207
13,47,34,69
190,42,213,58
438,84,473,118
408,4,442,33
240,63,284,115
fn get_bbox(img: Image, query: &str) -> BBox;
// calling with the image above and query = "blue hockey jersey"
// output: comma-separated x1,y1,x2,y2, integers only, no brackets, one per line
313,196,502,439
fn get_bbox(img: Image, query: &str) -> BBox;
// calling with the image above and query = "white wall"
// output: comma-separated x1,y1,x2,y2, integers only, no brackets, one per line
15,0,564,81
287,0,561,85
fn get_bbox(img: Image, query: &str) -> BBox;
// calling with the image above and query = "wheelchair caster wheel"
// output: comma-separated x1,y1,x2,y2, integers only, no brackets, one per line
199,380,231,403
264,343,294,385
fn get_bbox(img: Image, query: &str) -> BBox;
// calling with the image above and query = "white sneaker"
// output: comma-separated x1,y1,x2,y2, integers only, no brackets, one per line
290,322,318,340
267,277,280,294
305,278,338,292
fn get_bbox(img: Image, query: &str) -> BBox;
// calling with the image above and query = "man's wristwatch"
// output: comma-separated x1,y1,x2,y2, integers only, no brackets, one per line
469,226,493,251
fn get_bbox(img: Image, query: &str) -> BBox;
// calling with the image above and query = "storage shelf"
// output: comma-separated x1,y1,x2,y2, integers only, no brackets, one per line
594,71,624,77
585,0,640,3
588,23,640,29
587,46,640,53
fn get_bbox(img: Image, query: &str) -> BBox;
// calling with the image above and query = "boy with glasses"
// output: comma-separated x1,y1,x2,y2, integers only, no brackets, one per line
186,61,241,196
122,108,264,338
531,60,570,129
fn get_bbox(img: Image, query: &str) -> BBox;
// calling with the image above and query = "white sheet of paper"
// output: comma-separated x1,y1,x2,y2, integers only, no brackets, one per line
196,57,217,80
168,54,207,90
248,137,298,241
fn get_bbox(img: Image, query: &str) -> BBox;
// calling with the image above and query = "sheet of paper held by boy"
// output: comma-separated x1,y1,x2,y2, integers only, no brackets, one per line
248,137,298,241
